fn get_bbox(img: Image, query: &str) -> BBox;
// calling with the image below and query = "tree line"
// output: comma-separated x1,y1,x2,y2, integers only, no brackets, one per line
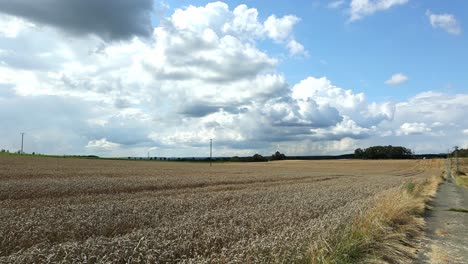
354,145,413,159
452,148,468,157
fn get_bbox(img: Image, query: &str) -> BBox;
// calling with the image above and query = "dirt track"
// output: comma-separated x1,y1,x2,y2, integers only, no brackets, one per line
417,162,468,264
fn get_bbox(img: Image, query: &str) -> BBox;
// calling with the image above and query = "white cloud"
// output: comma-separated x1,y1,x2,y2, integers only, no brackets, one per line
291,76,394,127
0,14,35,38
328,1,346,9
364,91,468,153
86,138,120,149
426,10,461,35
385,73,408,85
0,2,311,156
264,14,299,41
310,117,373,140
349,0,409,21
463,129,468,135
287,39,307,56
1,1,467,157
398,123,432,135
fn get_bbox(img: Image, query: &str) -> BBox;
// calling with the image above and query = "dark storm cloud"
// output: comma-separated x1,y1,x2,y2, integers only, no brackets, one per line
179,103,240,117
0,0,154,41
180,104,222,117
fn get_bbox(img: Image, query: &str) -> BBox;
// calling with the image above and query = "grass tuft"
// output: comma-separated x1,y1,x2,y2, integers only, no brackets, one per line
455,175,468,188
405,182,416,194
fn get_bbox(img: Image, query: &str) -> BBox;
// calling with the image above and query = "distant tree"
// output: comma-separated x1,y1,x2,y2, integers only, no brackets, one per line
354,148,364,159
230,156,241,162
1,149,5,153
452,148,468,157
355,145,412,159
250,154,267,162
271,151,286,160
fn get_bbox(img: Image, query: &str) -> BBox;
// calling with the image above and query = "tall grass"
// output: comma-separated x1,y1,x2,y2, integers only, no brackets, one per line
308,174,442,264
455,175,468,188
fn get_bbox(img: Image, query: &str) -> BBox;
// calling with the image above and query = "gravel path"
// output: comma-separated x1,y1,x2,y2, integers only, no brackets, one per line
417,162,468,264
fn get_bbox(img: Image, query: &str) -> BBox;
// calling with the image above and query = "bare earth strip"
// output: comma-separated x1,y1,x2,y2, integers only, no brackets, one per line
0,156,442,263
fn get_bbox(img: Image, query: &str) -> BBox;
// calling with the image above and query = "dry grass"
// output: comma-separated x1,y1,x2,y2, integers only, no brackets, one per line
308,162,443,264
0,156,443,263
454,158,468,187
456,176,468,187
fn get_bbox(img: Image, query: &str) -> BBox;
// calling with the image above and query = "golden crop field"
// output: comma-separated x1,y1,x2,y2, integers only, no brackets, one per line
0,156,442,263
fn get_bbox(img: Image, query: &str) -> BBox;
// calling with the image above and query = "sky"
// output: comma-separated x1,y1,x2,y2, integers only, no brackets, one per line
0,0,467,157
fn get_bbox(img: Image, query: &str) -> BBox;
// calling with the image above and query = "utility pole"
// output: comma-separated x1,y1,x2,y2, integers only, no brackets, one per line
210,139,213,167
20,132,24,155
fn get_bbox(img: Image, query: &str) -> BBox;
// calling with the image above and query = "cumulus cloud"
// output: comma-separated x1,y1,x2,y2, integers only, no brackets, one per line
287,39,307,56
349,0,409,21
310,117,373,140
362,91,468,153
1,1,466,156
264,15,300,41
394,92,468,125
292,77,394,127
385,73,408,85
426,10,462,35
0,0,154,41
0,2,311,156
397,123,432,135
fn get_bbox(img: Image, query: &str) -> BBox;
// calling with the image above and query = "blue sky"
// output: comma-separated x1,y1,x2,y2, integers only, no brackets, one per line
163,0,468,101
0,0,467,156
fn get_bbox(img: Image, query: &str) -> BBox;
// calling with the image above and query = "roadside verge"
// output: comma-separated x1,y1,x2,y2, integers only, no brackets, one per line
308,169,443,263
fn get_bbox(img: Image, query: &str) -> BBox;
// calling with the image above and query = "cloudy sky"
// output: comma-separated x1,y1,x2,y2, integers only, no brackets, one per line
0,0,467,157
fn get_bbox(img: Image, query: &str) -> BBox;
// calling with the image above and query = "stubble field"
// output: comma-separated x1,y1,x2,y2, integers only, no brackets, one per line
0,156,442,263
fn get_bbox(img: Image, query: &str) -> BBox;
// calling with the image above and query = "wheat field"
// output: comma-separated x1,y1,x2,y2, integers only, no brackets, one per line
0,156,442,263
